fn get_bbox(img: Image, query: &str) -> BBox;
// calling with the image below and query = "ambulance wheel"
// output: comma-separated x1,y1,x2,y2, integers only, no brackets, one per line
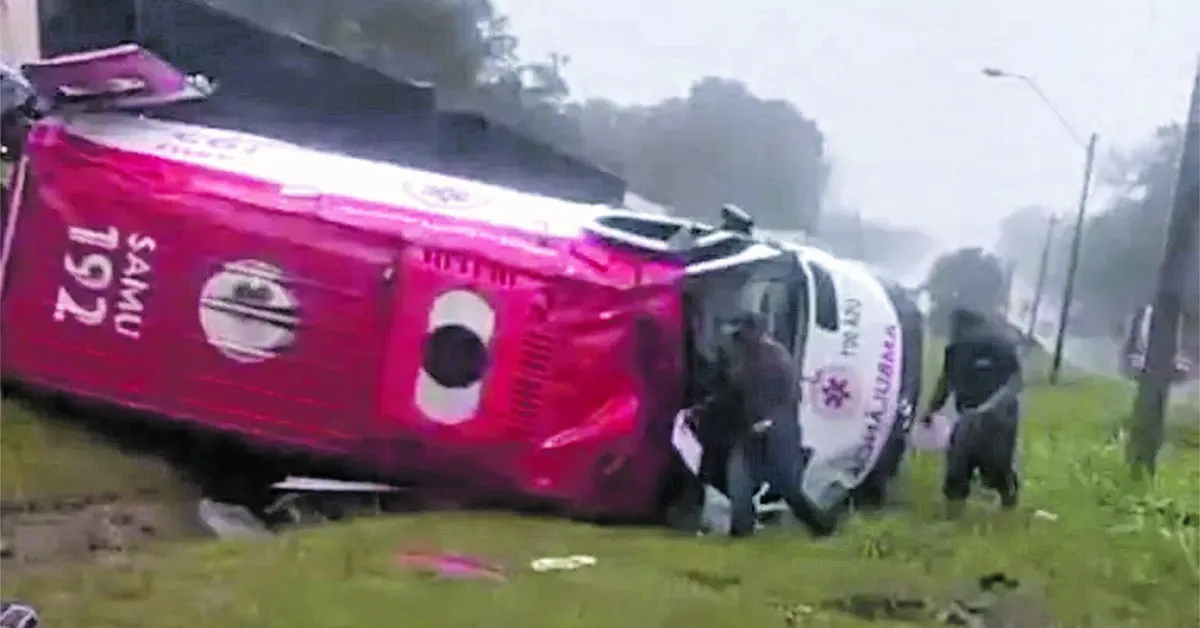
659,464,704,531
852,471,890,509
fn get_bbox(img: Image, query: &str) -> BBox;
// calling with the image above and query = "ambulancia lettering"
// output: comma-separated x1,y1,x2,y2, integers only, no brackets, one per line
850,324,899,474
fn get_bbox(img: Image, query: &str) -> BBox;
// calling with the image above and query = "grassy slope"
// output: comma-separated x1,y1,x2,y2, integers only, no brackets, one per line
2,368,1198,626
0,398,191,502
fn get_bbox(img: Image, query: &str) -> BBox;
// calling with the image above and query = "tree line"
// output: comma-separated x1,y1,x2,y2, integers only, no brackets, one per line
927,122,1197,342
998,123,1198,338
202,0,831,231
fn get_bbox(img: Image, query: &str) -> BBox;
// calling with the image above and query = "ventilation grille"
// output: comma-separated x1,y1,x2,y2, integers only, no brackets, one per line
511,327,554,430
421,248,517,287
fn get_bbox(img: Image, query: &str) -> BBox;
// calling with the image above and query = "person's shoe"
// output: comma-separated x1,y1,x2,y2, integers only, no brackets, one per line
945,499,967,519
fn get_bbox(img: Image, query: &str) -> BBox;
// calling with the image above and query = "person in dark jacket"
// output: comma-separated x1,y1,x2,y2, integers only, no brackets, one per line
920,308,1023,517
718,311,794,535
719,312,839,536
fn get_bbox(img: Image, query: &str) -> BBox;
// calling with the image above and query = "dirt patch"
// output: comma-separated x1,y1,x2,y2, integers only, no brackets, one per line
0,389,295,573
811,573,1057,627
1,393,216,572
1,497,206,569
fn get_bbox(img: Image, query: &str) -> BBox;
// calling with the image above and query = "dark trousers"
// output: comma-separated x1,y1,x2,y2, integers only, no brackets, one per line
725,435,763,536
757,405,841,536
943,400,1020,505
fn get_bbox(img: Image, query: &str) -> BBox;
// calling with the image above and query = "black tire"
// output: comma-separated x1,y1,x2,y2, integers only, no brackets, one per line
658,457,705,531
852,427,906,508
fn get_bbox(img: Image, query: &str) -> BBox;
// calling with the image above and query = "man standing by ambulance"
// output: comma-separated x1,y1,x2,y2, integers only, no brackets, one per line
920,308,1023,517
723,312,841,536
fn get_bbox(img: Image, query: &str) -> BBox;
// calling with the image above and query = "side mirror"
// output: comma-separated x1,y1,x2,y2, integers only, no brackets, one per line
720,204,754,235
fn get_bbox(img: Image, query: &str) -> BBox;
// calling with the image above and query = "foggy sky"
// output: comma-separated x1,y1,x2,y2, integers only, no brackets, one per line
495,0,1199,248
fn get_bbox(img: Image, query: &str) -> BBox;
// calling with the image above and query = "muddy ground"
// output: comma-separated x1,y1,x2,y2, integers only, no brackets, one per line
0,495,205,569
0,387,280,572
0,387,433,573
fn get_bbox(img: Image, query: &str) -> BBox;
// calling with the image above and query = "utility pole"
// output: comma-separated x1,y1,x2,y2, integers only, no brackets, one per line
1026,213,1060,341
1049,132,1098,384
980,66,1095,384
1127,59,1200,477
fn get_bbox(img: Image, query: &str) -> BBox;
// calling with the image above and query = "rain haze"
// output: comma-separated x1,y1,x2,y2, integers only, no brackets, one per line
495,0,1200,248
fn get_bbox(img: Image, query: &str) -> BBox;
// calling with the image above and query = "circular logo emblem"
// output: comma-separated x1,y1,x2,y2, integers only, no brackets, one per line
809,366,859,419
414,289,497,425
198,260,299,364
402,180,488,212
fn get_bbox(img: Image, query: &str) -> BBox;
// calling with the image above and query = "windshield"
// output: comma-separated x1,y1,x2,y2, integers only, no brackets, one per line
736,270,808,357
804,260,839,332
683,263,807,408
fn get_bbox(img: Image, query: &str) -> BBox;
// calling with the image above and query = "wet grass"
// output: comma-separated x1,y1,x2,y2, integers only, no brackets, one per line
0,397,192,503
2,373,1198,626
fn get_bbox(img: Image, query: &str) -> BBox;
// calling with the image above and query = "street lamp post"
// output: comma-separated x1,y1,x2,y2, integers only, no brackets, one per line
982,67,1097,384
1050,133,1097,384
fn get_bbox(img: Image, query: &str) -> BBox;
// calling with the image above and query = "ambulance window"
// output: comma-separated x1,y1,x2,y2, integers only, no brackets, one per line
595,215,687,242
807,261,838,331
740,279,794,349
793,276,810,358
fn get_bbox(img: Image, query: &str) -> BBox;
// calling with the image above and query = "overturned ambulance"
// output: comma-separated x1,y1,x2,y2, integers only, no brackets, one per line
0,41,923,535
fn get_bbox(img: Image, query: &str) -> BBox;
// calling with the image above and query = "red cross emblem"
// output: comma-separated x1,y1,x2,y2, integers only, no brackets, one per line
821,376,852,408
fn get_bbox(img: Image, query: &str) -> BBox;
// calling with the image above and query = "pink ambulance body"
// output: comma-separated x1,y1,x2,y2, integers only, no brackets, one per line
0,50,686,519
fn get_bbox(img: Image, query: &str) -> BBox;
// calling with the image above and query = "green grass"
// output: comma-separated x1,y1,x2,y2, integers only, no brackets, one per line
0,398,191,503
2,368,1198,626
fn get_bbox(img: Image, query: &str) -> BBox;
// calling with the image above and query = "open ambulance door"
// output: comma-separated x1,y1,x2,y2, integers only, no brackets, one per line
2,44,212,295
20,43,212,111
